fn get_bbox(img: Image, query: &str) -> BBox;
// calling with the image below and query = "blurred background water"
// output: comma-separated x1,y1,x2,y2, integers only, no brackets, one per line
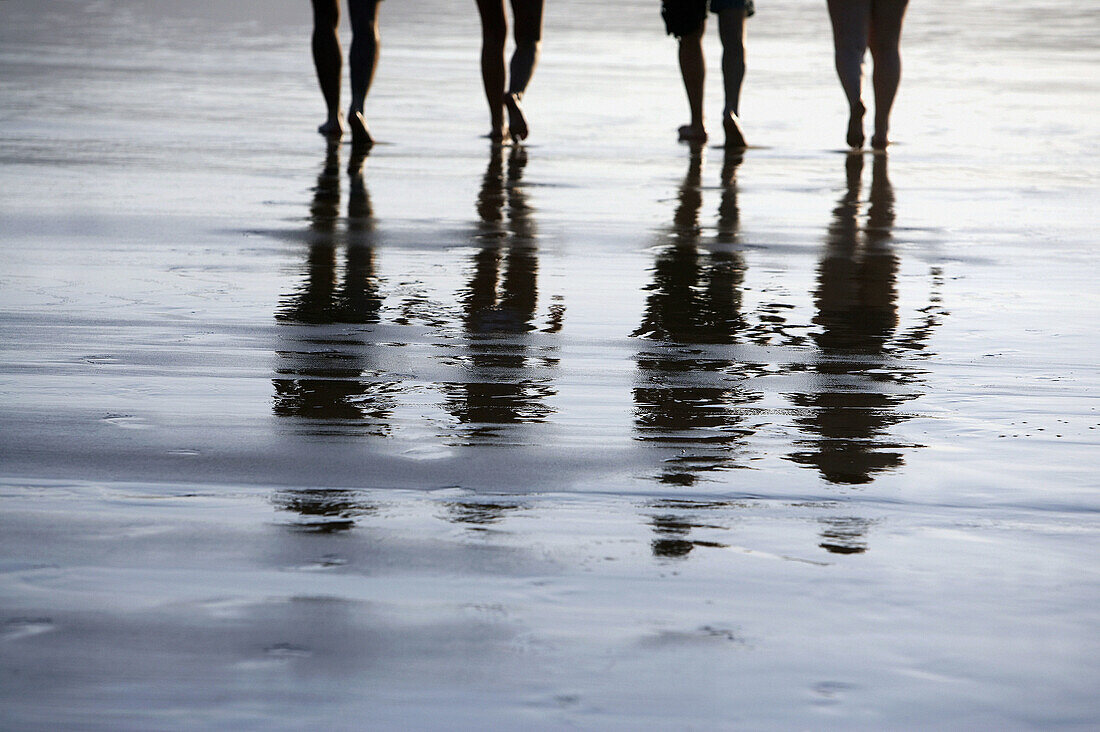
1,0,1098,728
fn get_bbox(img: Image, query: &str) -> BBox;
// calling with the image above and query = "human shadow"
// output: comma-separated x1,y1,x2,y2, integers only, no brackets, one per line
632,146,760,489
440,146,560,444
272,143,396,438
788,154,945,550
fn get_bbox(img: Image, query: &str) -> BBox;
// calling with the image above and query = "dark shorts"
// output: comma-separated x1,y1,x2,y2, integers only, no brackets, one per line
661,0,755,39
711,0,753,14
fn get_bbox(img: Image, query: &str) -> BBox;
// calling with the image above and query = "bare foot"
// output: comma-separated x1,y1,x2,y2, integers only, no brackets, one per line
318,114,345,138
485,127,511,145
348,110,374,148
870,132,890,150
846,103,865,148
678,123,708,143
504,92,529,141
722,111,747,149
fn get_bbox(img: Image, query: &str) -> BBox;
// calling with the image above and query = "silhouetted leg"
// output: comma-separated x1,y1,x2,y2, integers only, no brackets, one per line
476,0,509,142
867,153,895,240
677,25,707,142
503,0,544,141
717,8,747,148
312,0,345,137
717,147,743,242
347,0,381,147
827,0,870,148
868,0,908,149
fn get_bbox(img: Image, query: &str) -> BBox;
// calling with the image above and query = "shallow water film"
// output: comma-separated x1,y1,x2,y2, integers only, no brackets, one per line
1,0,1098,728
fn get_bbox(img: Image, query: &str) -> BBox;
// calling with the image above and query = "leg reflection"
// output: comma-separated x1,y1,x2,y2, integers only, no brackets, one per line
272,488,378,533
273,145,395,436
648,500,733,560
818,515,874,555
442,499,524,529
441,147,558,442
789,154,944,486
633,147,758,488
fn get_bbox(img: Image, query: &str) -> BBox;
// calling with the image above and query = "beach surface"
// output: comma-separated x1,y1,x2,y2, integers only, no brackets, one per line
1,0,1098,728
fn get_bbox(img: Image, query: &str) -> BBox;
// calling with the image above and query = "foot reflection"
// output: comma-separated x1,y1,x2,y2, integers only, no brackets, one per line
632,147,759,486
817,515,874,555
441,147,559,443
649,500,732,559
788,154,945,486
443,500,524,530
273,488,377,533
272,144,396,435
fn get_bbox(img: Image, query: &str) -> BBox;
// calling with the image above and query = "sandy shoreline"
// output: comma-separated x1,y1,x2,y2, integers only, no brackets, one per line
2,0,1099,728
3,480,1096,729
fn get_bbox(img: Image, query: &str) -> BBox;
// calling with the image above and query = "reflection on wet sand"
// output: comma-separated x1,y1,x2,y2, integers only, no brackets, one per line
272,488,378,533
440,147,560,444
443,499,524,530
649,499,734,558
264,148,947,552
633,153,947,557
272,144,396,436
788,154,943,490
632,147,760,486
817,515,875,555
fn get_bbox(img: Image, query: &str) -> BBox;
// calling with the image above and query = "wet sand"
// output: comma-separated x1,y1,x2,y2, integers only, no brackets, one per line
2,0,1099,728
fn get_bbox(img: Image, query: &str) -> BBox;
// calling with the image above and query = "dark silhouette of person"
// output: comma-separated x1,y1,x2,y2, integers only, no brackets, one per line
788,154,944,494
632,147,758,487
827,0,909,149
475,0,545,142
662,0,753,147
311,0,381,146
441,146,560,440
273,144,395,434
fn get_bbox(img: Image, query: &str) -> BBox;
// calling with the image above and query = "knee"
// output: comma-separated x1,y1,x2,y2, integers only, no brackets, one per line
351,29,379,53
833,27,867,58
514,37,542,56
868,38,900,65
834,42,865,70
721,35,745,58
684,23,705,41
678,29,705,51
514,21,543,47
351,18,380,44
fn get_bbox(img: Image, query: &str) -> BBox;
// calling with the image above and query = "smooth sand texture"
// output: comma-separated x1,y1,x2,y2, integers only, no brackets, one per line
1,0,1098,728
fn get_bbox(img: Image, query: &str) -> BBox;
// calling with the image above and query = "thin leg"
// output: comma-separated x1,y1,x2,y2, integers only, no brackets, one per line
868,0,908,149
347,0,381,146
311,0,344,137
504,0,545,140
476,0,509,142
677,25,707,142
717,8,748,148
827,0,871,148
